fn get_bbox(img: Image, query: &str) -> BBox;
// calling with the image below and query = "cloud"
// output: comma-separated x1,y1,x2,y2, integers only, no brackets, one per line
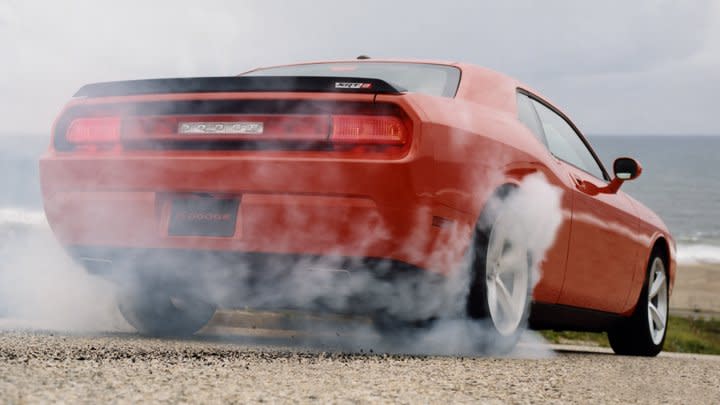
530,0,720,136
0,0,717,135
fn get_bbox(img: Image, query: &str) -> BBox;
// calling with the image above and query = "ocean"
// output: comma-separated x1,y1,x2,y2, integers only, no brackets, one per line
591,135,720,265
0,134,718,265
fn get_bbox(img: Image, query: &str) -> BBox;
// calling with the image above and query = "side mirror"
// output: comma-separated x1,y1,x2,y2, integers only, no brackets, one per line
613,157,642,181
576,157,642,195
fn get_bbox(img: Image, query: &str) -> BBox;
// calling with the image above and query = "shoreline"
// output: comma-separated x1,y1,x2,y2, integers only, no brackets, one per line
671,263,720,315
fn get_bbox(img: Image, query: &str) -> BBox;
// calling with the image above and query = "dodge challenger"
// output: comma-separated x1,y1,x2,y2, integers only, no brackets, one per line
40,59,675,356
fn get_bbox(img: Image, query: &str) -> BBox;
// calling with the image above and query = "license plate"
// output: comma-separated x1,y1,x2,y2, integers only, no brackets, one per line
168,196,239,237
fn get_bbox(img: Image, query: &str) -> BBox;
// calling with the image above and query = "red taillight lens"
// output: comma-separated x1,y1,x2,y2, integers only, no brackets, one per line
66,117,121,151
331,115,407,145
58,112,409,152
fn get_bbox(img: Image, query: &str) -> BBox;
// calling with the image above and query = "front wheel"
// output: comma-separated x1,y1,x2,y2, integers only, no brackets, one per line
608,253,669,356
117,285,217,337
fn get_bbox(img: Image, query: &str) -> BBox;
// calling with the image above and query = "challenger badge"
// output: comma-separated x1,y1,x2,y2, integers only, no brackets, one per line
178,122,264,134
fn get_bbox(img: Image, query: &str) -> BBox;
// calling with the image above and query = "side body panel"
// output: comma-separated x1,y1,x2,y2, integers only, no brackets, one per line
556,166,643,313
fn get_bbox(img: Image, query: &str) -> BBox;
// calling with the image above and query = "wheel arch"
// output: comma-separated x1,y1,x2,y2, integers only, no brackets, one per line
651,236,670,264
650,234,676,296
474,182,519,234
622,234,675,316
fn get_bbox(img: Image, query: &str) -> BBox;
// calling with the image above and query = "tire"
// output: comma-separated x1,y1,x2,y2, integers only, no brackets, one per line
466,187,532,353
608,251,669,356
117,285,217,337
372,313,435,337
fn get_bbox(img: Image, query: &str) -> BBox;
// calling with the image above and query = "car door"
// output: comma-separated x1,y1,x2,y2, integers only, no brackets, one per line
530,99,640,313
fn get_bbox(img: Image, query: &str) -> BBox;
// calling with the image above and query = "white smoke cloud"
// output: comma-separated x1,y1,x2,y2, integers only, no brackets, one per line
0,170,563,357
0,214,128,331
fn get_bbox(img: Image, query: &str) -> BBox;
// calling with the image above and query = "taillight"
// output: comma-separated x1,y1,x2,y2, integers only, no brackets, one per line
65,117,121,152
331,115,407,145
56,107,410,152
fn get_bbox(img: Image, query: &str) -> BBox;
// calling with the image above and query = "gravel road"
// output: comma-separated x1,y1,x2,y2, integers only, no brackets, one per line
1,329,718,404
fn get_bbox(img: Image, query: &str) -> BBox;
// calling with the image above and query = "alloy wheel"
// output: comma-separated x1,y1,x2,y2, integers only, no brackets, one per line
484,209,529,336
647,257,668,345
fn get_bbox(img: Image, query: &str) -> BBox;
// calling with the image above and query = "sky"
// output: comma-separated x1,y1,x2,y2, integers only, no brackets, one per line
0,0,718,136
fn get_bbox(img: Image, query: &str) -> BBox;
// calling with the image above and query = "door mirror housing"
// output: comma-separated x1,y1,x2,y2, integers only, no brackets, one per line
597,157,642,194
575,157,642,195
613,157,642,181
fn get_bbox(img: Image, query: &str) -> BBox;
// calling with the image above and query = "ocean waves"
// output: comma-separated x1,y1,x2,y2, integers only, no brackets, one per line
675,243,720,266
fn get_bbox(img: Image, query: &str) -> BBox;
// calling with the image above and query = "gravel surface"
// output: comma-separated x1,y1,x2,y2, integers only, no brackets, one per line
0,330,718,404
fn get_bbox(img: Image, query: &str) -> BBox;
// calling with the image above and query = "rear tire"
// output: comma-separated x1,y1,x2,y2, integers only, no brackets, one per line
466,187,532,353
608,252,668,356
117,285,216,337
372,313,435,338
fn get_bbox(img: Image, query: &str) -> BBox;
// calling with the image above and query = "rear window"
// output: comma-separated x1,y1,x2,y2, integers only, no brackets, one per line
243,62,461,97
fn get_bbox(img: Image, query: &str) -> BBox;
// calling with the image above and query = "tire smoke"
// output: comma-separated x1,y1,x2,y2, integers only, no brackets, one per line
0,173,562,358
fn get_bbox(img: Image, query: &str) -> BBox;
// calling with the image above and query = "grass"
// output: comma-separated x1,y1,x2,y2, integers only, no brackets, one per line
664,316,720,354
539,316,720,355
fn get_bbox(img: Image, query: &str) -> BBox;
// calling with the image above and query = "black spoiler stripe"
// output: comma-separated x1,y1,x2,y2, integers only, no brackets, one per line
73,76,405,98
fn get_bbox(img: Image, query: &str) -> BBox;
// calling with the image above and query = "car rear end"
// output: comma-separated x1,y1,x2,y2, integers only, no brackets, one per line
40,63,469,315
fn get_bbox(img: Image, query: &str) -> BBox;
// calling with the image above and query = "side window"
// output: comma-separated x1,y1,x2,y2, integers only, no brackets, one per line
531,100,606,180
516,92,545,143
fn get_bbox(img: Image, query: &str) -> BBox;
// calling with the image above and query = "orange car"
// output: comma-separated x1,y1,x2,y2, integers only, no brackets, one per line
40,59,675,356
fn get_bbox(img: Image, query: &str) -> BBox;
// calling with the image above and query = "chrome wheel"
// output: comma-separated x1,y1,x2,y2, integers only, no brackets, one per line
647,257,668,345
484,208,529,336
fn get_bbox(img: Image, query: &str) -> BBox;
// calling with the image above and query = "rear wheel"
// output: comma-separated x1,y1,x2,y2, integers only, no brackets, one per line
608,253,668,356
467,188,532,352
117,285,216,337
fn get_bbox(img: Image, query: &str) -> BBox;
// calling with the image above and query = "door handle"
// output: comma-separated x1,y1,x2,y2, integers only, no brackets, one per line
572,175,603,196
570,174,584,188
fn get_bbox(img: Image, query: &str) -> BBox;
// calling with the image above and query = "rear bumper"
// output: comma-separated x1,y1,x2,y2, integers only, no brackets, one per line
40,154,474,275
68,246,450,319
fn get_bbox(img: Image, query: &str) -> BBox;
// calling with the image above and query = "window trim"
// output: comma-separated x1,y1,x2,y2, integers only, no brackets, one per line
517,88,610,182
515,91,548,146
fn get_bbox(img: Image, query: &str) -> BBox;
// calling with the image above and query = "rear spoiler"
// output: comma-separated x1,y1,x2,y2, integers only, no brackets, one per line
74,76,405,98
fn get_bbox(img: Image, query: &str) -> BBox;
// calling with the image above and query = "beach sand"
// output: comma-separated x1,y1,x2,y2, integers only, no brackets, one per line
671,263,720,316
